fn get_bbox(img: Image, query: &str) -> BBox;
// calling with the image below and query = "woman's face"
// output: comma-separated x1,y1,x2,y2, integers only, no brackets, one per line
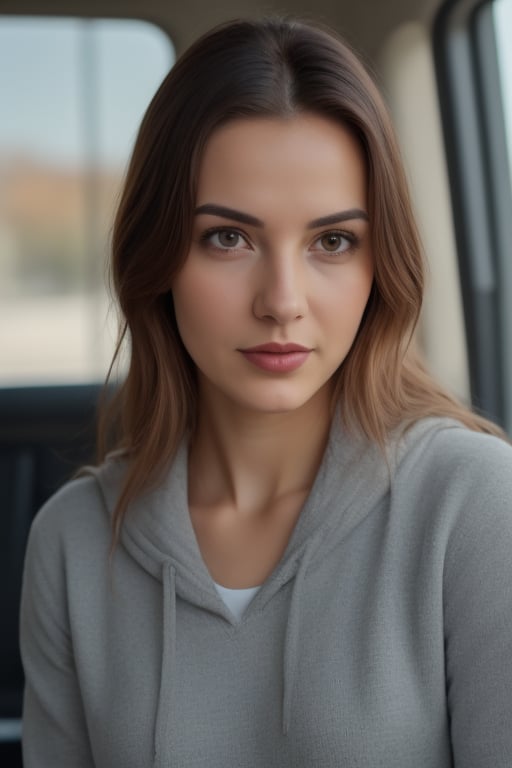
172,113,374,416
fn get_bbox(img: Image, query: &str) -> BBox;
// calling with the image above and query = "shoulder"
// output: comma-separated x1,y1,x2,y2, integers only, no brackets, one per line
394,417,512,489
31,474,104,539
26,457,124,569
391,418,512,557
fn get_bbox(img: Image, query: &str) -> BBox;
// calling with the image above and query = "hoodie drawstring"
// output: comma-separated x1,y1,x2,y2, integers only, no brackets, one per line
153,561,177,768
154,541,318,752
281,539,317,735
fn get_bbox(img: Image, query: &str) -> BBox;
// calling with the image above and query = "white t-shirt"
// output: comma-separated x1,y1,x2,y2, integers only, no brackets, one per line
213,581,262,621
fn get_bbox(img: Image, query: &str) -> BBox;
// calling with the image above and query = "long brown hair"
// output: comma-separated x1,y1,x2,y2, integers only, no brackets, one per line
100,17,506,543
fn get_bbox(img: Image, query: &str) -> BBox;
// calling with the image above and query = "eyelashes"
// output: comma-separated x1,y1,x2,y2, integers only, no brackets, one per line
199,227,251,251
314,231,359,254
198,226,361,256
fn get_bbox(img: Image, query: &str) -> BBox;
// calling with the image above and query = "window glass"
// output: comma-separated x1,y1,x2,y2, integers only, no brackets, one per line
494,0,512,182
494,0,512,431
0,17,174,385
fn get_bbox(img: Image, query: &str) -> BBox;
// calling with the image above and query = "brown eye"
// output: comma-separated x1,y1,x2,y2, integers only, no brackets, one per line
320,233,347,252
312,230,357,255
203,229,250,250
218,230,241,247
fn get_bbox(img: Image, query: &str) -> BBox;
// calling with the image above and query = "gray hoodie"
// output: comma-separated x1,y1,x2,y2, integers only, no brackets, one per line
20,416,512,767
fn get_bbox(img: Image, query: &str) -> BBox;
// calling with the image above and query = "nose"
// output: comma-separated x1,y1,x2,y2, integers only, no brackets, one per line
252,251,308,324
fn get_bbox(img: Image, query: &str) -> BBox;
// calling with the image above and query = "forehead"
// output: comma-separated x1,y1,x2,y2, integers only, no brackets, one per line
196,114,368,214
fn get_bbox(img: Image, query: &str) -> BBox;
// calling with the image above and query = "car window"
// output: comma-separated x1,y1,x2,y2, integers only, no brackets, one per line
0,17,174,385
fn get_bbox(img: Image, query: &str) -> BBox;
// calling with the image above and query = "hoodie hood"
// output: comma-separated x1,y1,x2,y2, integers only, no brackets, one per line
90,414,444,766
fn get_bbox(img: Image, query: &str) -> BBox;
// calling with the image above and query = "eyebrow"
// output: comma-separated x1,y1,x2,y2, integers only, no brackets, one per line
194,204,369,228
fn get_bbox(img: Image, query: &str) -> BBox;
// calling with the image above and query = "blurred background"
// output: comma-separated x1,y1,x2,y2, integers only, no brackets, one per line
0,17,174,383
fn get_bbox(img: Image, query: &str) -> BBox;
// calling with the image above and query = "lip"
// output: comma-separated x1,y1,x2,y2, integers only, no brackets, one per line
240,342,311,353
239,343,312,373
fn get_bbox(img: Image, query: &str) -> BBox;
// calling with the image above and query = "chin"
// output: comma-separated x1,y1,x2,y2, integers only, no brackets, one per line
233,387,323,415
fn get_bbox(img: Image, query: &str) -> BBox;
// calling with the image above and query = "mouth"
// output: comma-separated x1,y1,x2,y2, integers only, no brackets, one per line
238,343,312,373
239,342,311,354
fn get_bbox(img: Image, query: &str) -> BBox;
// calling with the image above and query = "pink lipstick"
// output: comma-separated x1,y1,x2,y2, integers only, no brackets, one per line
239,343,311,373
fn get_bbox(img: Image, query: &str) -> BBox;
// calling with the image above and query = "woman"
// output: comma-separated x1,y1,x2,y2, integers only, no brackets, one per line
20,17,512,768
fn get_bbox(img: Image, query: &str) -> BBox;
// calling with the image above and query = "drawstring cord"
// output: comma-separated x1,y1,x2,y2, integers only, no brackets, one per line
153,562,176,767
281,540,317,735
153,542,320,754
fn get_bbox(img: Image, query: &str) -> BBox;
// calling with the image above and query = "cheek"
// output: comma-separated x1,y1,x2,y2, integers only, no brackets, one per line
348,258,374,312
321,266,374,330
348,275,374,317
172,268,243,345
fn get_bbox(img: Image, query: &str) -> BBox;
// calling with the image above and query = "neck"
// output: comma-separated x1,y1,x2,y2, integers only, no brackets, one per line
188,385,333,518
